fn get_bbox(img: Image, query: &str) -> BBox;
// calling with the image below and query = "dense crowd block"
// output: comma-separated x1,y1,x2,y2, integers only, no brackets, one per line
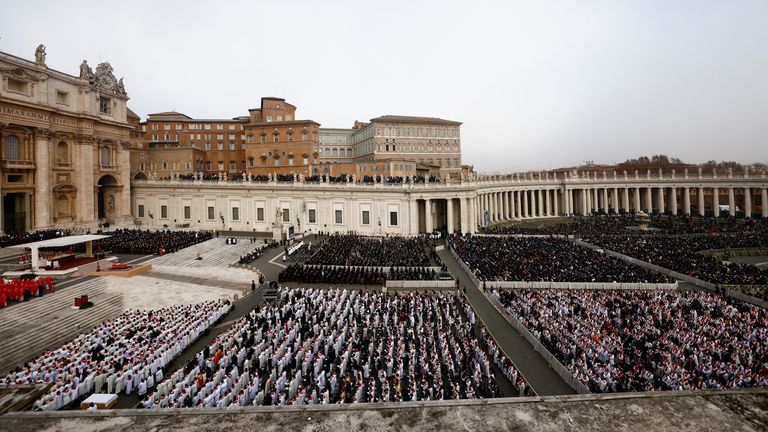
305,235,432,267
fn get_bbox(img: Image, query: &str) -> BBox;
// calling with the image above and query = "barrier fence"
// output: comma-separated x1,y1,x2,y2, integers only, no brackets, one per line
481,281,677,290
384,280,457,289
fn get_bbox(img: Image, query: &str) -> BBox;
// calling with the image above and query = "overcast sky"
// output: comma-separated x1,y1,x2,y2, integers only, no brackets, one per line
1,0,766,171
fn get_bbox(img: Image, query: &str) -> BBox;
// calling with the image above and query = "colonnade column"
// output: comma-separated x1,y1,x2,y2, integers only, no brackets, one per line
503,191,509,220
515,191,522,219
522,190,529,217
697,188,705,216
623,188,630,213
728,188,736,216
536,189,542,217
602,188,609,213
581,189,588,216
762,188,768,218
713,187,720,217
683,187,690,215
469,197,476,233
633,187,641,213
553,190,559,216
410,198,419,234
446,198,454,234
669,187,678,215
658,188,665,214
424,198,433,233
645,187,653,213
744,188,751,218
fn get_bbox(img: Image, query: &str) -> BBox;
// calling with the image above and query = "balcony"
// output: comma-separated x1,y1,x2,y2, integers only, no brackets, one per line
1,159,36,170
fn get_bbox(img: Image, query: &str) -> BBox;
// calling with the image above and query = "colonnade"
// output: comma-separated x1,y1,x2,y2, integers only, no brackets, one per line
474,185,768,226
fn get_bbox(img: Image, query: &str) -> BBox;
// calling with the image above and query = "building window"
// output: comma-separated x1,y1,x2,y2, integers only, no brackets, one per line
207,206,215,220
160,205,168,219
287,132,293,141
205,161,212,170
205,142,211,150
302,131,308,140
266,116,272,122
288,158,294,166
7,78,28,94
100,146,111,166
229,161,236,171
274,159,280,167
4,135,20,160
217,142,224,151
273,133,279,143
308,209,316,223
303,157,308,165
282,209,290,222
249,158,254,167
260,134,266,143
362,210,370,225
389,211,398,226
335,209,343,224
99,97,111,114
257,207,265,221
55,90,69,105
232,207,240,221
229,143,235,151
218,161,224,170
241,161,246,170
184,206,191,219
138,204,145,218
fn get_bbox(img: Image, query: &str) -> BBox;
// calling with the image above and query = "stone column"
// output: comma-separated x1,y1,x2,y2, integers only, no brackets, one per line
728,188,736,216
744,188,751,218
515,191,522,218
669,187,678,215
602,188,609,213
460,197,469,233
762,188,768,218
493,192,499,221
713,187,720,217
425,198,433,233
502,191,509,220
537,189,543,217
633,187,641,213
610,188,618,214
697,187,705,216
468,196,476,233
554,189,559,216
547,190,553,216
645,187,653,213
683,187,691,215
446,198,454,234
623,188,630,213
33,128,52,229
522,190,529,217
410,198,419,234
658,188,665,214
581,189,588,216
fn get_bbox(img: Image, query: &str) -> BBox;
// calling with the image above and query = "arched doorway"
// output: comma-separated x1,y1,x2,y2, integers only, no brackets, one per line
97,175,118,224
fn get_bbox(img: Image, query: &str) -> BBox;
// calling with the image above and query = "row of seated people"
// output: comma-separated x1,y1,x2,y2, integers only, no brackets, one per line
140,289,528,408
584,233,768,288
0,229,73,248
84,229,213,255
485,215,767,236
238,242,279,265
449,235,672,283
388,267,437,281
3,300,232,411
0,277,56,307
279,265,386,285
305,234,432,267
495,289,768,393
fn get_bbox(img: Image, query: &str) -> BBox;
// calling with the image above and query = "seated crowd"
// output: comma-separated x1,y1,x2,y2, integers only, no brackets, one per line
90,229,213,255
305,235,431,267
0,276,56,307
496,289,768,393
450,235,671,283
238,242,278,265
3,300,232,410
279,265,387,285
140,289,527,408
388,267,437,281
585,233,768,287
0,229,73,248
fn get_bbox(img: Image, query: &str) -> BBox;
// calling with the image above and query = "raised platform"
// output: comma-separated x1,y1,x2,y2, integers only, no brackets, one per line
0,389,765,431
84,263,152,278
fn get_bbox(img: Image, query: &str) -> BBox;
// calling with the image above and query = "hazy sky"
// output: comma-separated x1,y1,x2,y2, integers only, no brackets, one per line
1,0,766,171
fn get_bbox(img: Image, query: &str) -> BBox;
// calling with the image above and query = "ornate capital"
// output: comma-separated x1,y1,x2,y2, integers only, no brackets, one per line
74,133,95,144
33,127,53,139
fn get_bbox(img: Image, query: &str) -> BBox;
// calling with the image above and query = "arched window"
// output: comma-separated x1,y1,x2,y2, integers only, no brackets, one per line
100,146,111,166
4,135,20,160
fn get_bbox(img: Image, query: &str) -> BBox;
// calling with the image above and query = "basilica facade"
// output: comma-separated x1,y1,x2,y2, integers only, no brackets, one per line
0,46,133,233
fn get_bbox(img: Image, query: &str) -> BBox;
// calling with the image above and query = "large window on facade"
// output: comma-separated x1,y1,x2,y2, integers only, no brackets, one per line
308,209,316,223
257,208,265,221
138,204,145,218
4,135,20,160
100,146,111,166
282,209,290,222
184,206,191,219
160,205,168,219
362,210,370,225
207,206,215,220
390,211,398,226
99,97,111,114
232,207,239,221
335,209,343,224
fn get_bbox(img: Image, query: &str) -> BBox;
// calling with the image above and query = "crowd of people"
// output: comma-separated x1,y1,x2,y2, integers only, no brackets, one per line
279,265,387,285
0,276,56,307
164,173,442,185
140,289,527,408
89,229,213,255
449,235,672,283
584,233,768,287
388,267,437,281
3,300,233,410
305,235,432,267
0,229,73,248
495,289,768,393
238,242,278,265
